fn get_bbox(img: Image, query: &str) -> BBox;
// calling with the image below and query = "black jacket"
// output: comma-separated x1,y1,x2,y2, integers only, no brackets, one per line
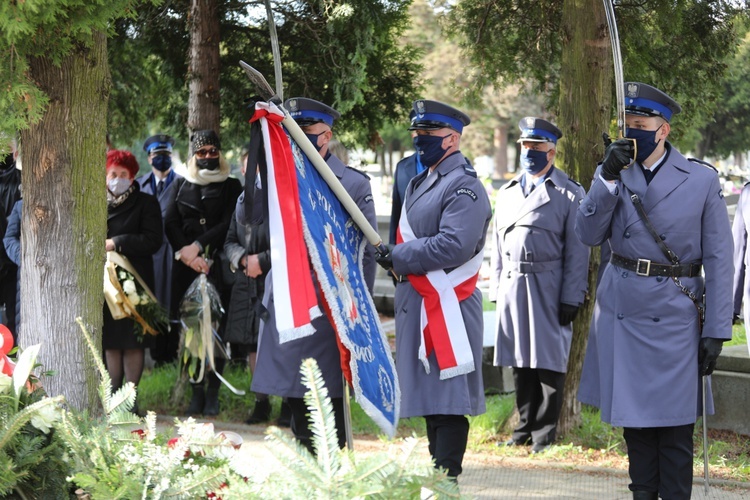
164,177,243,311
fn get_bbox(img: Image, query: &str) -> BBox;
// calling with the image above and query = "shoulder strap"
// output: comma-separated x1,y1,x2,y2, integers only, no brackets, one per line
630,193,680,265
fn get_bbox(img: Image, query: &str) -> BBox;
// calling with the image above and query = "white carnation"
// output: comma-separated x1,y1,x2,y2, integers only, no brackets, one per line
127,293,140,306
30,401,61,434
123,279,137,295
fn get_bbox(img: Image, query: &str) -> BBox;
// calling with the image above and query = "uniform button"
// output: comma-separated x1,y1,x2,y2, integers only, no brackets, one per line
507,271,512,279
653,317,661,322
624,232,631,238
586,205,594,214
617,313,624,320
660,234,667,240
528,229,534,234
621,271,628,278
505,251,510,256
656,276,664,283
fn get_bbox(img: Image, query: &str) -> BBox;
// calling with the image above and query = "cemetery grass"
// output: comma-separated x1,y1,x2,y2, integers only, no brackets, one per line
138,359,750,483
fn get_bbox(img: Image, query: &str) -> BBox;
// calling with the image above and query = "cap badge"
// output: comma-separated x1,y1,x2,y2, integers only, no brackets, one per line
525,117,536,128
288,99,298,111
416,100,425,116
626,83,639,98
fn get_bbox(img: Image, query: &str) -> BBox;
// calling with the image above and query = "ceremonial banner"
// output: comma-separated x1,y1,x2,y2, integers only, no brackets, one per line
253,102,400,437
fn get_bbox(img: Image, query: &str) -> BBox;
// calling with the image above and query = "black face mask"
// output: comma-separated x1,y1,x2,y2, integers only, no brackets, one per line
196,157,220,171
0,153,14,171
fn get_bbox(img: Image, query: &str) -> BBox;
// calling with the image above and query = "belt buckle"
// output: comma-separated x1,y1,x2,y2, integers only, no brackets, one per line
636,258,651,276
199,218,207,225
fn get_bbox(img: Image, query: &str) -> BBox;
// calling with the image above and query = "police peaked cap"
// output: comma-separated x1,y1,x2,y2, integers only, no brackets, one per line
517,117,563,144
284,97,341,127
143,134,175,154
409,100,470,133
624,82,681,121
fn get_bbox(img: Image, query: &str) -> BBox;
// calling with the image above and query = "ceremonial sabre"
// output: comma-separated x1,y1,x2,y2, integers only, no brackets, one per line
264,0,283,101
702,375,710,492
602,0,636,165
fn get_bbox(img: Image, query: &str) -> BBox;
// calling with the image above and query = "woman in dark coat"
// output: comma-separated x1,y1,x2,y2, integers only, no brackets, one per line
165,130,242,416
104,149,163,404
223,163,271,423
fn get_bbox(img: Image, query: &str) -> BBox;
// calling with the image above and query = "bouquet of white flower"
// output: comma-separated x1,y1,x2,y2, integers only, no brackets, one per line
104,252,168,339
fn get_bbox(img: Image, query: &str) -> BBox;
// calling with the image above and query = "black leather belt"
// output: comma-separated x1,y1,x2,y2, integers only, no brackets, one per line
610,253,702,278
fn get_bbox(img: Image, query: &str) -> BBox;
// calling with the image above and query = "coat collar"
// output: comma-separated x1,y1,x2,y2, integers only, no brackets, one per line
325,153,347,178
405,152,467,210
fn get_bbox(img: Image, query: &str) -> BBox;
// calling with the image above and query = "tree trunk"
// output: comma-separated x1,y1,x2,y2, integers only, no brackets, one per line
188,0,221,133
20,32,110,412
556,0,611,437
493,123,509,179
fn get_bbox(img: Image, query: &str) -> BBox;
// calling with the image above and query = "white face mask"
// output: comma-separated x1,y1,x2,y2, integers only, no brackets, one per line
107,178,132,196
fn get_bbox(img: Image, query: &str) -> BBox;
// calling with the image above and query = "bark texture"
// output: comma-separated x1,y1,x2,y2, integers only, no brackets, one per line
187,0,221,134
556,0,611,436
20,32,110,412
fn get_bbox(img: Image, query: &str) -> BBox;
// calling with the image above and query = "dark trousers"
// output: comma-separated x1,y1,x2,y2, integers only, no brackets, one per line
287,396,347,455
150,320,180,365
425,414,470,478
623,424,694,500
512,367,565,445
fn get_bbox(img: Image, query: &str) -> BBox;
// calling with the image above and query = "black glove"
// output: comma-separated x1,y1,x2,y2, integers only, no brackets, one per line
600,135,634,181
558,303,580,326
698,337,724,376
375,244,394,271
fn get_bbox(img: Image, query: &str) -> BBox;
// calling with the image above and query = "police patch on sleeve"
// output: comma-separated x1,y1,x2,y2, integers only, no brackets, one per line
718,189,724,199
456,187,477,201
364,194,373,203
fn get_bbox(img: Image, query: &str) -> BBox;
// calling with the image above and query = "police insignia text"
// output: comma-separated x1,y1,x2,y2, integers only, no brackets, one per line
456,188,477,200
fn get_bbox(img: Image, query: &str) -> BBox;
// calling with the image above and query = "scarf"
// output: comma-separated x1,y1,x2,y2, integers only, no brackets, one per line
184,155,231,186
396,200,482,380
106,183,136,208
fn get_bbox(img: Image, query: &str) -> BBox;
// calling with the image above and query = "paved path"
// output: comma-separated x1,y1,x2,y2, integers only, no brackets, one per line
160,417,750,499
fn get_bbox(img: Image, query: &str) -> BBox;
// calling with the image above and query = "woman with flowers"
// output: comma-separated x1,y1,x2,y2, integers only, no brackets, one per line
165,130,242,416
104,149,163,412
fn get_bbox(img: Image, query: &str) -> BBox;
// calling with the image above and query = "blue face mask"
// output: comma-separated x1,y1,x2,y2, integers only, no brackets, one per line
626,125,663,163
414,134,450,168
520,148,549,175
151,154,172,172
305,132,325,152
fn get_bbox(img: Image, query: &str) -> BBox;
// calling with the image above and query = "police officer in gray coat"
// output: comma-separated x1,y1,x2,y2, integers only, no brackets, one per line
137,134,182,364
376,100,492,480
575,83,732,500
490,118,589,453
251,97,377,453
732,181,750,355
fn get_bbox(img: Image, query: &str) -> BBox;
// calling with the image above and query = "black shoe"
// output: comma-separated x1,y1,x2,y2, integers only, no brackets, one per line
277,400,291,427
497,438,530,447
186,385,205,416
245,398,272,425
203,388,220,417
530,442,551,454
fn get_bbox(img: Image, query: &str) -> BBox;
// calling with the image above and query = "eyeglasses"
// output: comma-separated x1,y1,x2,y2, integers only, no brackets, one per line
195,147,219,158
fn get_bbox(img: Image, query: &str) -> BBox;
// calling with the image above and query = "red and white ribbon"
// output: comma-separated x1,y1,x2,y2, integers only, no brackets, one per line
251,102,320,342
397,204,482,379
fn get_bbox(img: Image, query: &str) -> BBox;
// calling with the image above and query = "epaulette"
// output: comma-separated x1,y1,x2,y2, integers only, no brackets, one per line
346,166,371,180
462,164,478,178
567,177,583,188
688,157,718,173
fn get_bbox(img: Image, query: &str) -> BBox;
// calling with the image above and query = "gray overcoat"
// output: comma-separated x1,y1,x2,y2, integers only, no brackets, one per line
732,183,750,354
252,153,377,399
136,170,181,310
576,145,733,428
391,152,491,418
490,167,589,373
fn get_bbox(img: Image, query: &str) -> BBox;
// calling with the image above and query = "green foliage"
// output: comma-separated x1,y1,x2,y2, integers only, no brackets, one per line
256,358,461,498
448,0,749,148
107,0,422,152
0,0,144,139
